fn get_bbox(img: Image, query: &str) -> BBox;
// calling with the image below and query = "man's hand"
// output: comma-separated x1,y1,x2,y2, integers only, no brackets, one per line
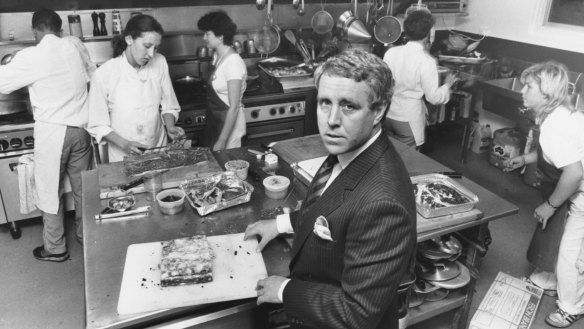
244,219,279,252
123,140,149,155
256,276,287,305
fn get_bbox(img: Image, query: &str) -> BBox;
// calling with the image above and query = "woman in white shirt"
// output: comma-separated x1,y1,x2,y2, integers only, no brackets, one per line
87,14,183,162
505,61,584,328
197,10,247,151
382,10,457,148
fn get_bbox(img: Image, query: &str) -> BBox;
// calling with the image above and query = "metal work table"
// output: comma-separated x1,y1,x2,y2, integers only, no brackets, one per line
82,136,518,329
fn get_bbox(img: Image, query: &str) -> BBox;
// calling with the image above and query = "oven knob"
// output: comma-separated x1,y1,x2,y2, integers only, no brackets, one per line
0,139,8,151
185,118,193,125
270,108,277,116
290,106,296,113
279,107,285,114
251,110,260,119
10,138,23,149
24,136,34,147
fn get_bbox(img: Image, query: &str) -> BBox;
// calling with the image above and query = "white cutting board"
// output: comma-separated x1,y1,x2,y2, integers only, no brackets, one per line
117,233,267,315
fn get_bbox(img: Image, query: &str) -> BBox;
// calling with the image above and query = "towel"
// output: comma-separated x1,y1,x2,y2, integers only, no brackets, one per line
17,154,39,214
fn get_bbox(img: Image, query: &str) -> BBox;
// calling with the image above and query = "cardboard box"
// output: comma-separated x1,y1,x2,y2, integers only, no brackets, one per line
469,272,543,329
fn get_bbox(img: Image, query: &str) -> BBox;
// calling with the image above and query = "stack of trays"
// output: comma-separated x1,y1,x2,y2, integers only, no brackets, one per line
410,235,471,308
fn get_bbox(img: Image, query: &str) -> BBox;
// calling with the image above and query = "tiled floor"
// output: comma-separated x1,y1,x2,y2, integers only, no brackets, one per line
0,125,564,328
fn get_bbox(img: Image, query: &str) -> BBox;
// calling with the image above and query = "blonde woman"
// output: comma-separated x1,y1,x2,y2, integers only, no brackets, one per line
505,61,584,328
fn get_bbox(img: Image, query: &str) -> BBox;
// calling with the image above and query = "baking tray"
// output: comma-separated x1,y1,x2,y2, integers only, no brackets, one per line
411,174,479,218
180,172,253,216
438,55,487,64
257,57,313,83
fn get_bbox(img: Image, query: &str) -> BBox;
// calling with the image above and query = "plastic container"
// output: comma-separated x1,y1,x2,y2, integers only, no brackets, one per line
489,127,525,169
156,188,185,215
471,124,492,154
263,175,290,199
225,160,250,180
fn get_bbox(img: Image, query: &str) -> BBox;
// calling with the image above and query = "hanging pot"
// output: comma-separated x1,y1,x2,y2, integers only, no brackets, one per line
373,0,402,45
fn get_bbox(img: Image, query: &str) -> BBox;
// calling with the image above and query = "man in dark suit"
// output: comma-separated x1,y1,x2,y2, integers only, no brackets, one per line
244,49,417,329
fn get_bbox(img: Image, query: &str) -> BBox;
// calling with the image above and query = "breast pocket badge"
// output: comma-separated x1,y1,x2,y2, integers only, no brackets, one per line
313,215,333,241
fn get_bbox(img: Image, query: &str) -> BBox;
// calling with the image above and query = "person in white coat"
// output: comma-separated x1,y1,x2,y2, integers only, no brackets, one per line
382,10,458,148
87,14,184,163
0,8,95,262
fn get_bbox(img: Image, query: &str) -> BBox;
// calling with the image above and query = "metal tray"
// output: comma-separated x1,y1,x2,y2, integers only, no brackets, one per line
411,174,479,218
257,57,313,82
180,172,253,216
438,55,487,64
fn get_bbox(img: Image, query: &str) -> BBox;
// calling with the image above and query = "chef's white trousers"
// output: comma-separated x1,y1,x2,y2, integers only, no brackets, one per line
556,197,584,315
42,127,93,254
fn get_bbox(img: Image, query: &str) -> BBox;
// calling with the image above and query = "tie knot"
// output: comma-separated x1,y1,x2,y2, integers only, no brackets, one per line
324,154,338,168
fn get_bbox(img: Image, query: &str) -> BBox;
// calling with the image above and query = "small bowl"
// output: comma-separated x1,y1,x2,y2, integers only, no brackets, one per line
225,160,250,180
156,188,186,215
108,195,136,212
263,175,291,199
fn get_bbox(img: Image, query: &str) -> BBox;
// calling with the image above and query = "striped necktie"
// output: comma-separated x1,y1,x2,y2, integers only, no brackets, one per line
304,155,338,208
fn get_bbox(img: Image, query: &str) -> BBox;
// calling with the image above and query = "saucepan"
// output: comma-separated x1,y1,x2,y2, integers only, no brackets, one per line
0,52,30,116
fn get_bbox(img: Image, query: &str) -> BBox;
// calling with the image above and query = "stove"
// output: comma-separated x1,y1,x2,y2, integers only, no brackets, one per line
0,112,35,156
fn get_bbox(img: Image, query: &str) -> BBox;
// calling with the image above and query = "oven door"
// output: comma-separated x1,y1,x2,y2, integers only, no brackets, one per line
242,117,304,147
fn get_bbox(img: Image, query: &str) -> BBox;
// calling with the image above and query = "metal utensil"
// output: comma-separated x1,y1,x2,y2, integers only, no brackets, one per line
95,205,151,220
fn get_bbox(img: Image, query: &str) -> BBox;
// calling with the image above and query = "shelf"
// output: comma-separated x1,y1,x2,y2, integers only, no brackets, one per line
408,290,467,326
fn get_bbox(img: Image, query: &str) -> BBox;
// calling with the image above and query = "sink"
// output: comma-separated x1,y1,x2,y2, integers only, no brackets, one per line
479,77,524,102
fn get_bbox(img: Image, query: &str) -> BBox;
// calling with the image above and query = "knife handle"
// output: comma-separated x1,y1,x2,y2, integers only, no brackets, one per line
121,178,145,191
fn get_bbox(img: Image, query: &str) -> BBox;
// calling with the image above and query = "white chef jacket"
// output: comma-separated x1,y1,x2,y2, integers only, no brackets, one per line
87,52,180,162
0,34,92,214
383,41,451,145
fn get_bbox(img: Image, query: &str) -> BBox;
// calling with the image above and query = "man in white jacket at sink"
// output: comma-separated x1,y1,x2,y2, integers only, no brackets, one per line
0,8,95,262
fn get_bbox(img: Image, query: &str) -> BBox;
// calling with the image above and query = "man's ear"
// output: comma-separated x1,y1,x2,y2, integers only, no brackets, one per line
373,102,388,126
125,35,133,45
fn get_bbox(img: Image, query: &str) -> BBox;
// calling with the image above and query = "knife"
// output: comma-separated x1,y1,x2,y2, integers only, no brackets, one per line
120,177,145,191
410,171,463,179
95,206,151,221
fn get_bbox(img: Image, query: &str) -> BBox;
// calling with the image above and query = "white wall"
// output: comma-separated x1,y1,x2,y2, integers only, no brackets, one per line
454,0,584,54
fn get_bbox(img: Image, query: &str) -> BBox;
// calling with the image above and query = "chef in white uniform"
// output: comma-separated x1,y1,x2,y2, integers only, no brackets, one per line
0,8,95,262
383,10,457,148
87,14,183,163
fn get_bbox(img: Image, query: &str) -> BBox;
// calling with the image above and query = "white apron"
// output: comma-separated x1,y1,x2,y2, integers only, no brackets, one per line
34,121,66,214
388,96,427,146
107,68,167,162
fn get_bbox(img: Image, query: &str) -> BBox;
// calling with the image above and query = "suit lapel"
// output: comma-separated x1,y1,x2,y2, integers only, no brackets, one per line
290,135,390,264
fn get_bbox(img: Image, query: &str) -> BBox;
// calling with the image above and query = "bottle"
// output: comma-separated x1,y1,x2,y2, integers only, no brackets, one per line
68,14,83,39
524,128,534,154
112,10,123,35
91,12,99,37
479,124,492,153
98,12,107,36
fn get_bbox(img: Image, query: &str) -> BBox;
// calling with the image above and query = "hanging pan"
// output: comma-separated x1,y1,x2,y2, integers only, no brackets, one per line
311,0,334,35
253,0,281,55
373,0,402,45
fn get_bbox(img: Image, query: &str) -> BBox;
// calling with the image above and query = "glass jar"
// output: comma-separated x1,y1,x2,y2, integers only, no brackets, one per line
68,15,83,39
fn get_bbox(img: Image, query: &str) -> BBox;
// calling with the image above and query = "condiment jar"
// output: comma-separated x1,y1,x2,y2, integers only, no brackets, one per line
112,10,123,35
197,46,208,58
68,14,83,39
245,39,256,54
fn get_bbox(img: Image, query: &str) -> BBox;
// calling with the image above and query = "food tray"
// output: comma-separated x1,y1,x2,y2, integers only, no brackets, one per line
180,172,253,216
257,57,313,83
411,174,479,218
438,55,487,64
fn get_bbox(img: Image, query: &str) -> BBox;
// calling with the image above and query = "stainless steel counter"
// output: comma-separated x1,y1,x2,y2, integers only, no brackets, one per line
82,138,519,329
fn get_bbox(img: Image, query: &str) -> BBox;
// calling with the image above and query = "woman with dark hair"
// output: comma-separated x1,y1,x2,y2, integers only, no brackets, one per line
87,14,183,162
382,10,458,148
197,10,247,151
504,61,584,328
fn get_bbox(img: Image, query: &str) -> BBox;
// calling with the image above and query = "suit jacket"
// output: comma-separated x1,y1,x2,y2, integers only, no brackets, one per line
282,134,417,329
